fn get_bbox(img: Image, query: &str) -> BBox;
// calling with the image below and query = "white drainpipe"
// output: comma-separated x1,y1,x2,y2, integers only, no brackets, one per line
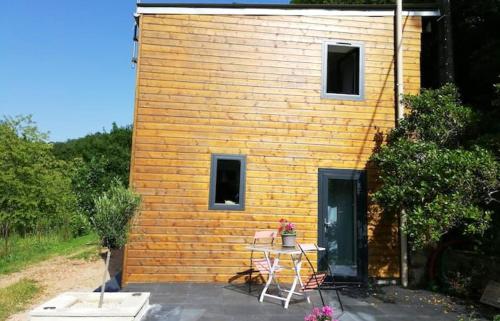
396,0,409,288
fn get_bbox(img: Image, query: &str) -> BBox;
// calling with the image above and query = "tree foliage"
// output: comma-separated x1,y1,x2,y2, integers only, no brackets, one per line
0,116,136,248
53,123,132,185
92,179,141,249
389,86,478,147
70,157,114,220
371,86,499,249
53,124,133,220
451,0,500,113
0,116,79,247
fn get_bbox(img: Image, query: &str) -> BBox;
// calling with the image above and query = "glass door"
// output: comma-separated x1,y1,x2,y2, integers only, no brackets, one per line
318,169,367,282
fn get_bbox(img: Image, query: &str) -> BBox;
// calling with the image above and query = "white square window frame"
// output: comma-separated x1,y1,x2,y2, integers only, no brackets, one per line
321,40,365,101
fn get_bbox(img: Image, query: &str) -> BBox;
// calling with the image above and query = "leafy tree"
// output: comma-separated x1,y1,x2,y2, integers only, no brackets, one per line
0,116,80,251
53,123,133,221
473,80,500,159
388,85,478,147
53,123,132,185
371,85,499,249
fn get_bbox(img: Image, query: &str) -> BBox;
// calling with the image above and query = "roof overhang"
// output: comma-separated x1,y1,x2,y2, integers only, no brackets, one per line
136,3,440,17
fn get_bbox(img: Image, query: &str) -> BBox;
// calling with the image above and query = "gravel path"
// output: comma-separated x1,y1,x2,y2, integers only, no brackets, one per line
1,254,104,321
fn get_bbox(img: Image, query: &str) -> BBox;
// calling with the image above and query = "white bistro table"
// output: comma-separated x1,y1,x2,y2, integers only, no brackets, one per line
246,244,325,309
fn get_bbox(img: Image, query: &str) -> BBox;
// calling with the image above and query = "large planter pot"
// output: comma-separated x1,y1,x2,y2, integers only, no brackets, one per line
109,248,124,281
281,234,297,247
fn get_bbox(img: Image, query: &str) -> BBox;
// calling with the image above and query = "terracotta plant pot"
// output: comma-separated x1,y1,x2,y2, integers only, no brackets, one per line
281,234,297,247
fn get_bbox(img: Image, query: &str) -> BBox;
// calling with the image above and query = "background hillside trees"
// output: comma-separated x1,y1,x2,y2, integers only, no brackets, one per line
53,124,133,221
0,116,79,250
53,123,132,184
0,117,134,253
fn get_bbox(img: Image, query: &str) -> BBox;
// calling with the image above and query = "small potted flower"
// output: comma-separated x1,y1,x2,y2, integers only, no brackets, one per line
304,306,338,321
278,218,296,247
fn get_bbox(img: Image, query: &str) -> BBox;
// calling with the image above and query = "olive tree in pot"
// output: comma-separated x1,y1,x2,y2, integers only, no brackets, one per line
92,178,141,308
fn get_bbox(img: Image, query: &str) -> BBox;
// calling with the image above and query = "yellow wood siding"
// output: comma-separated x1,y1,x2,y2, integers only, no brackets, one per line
124,13,422,284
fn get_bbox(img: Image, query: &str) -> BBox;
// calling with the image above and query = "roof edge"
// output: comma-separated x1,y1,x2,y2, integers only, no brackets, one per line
135,4,440,17
136,3,439,11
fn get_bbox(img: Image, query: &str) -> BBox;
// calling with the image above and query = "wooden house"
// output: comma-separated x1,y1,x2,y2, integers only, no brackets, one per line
124,2,440,285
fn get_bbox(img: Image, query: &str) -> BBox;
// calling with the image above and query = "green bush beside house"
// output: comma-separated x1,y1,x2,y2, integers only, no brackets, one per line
371,85,499,250
371,85,500,302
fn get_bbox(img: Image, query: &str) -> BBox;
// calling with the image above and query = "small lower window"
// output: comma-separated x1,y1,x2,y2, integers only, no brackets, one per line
322,41,364,100
209,154,246,210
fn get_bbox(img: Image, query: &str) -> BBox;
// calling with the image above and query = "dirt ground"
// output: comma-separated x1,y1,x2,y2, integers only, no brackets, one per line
0,254,104,321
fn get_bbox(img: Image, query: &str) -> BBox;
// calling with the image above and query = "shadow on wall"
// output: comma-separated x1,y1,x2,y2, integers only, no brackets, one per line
366,131,400,280
358,15,412,281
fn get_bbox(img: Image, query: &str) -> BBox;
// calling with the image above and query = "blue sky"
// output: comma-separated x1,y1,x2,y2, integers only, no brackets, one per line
0,1,139,142
0,0,288,142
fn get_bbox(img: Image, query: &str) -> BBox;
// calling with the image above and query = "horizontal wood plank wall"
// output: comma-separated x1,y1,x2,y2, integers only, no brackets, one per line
124,13,422,284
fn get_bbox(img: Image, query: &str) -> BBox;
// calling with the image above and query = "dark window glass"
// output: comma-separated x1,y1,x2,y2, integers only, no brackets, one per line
326,45,360,95
209,155,246,210
215,159,241,205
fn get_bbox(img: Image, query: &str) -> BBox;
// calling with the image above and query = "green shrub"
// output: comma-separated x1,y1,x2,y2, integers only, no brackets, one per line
92,179,141,249
371,85,500,249
69,211,92,237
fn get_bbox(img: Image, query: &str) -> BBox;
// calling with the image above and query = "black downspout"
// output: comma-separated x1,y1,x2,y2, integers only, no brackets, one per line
440,0,455,83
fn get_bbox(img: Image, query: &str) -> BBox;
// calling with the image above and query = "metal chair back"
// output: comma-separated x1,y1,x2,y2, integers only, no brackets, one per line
298,243,345,312
297,243,326,306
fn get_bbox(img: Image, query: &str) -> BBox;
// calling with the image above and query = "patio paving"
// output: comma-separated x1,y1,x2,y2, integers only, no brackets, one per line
122,283,487,321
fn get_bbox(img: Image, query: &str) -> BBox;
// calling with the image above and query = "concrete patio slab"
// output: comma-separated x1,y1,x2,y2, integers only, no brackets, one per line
29,292,150,321
122,283,489,321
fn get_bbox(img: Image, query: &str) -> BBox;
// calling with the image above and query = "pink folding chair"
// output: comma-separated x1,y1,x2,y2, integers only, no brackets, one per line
248,230,281,293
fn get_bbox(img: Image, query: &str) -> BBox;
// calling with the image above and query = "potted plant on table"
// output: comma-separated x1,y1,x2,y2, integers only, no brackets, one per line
279,218,296,247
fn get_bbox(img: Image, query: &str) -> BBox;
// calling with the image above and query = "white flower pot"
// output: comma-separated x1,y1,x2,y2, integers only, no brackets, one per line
281,234,297,247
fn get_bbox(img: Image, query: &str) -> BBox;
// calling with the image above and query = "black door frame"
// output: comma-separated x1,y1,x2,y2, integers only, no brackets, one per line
318,168,368,283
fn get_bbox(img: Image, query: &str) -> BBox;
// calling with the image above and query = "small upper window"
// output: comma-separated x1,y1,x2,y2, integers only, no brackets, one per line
209,154,246,211
322,41,364,100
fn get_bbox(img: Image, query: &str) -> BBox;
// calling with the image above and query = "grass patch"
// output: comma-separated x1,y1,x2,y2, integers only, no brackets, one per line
0,233,98,275
0,279,41,321
68,246,100,261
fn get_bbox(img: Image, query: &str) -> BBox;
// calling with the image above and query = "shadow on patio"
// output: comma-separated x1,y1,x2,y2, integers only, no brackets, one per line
122,283,484,321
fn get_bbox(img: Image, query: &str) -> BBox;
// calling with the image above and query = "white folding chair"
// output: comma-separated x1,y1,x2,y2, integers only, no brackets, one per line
248,230,282,293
